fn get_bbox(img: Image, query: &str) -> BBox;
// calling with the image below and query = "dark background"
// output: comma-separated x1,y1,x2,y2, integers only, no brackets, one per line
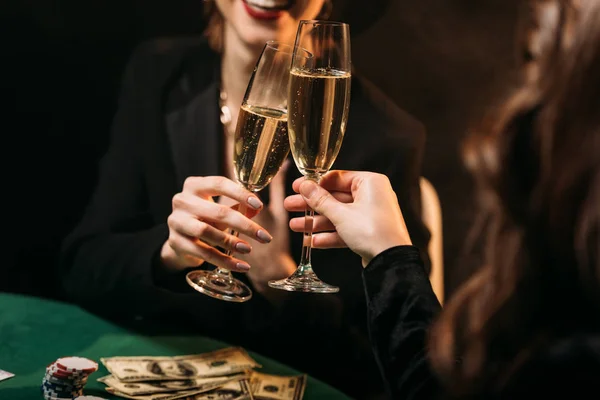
1,0,520,300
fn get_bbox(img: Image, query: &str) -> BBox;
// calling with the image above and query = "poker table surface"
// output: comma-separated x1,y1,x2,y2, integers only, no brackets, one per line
0,292,351,400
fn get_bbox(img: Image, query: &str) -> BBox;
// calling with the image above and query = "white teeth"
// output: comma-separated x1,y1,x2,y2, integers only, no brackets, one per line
245,0,290,9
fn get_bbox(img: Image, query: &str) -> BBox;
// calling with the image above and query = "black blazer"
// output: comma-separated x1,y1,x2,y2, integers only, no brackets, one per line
60,37,430,399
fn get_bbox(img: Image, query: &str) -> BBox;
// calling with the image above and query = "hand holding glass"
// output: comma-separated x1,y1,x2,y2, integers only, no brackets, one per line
268,20,352,293
186,41,306,302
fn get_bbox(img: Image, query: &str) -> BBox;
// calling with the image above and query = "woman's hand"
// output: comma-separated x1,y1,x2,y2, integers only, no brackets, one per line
160,176,273,273
284,170,412,266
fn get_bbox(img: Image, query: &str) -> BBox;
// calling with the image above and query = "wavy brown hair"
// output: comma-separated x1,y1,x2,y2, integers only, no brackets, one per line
429,0,600,396
203,0,224,52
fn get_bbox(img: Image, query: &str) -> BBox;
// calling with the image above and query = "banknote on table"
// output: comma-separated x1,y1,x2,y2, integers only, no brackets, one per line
249,371,306,400
102,347,260,382
98,371,248,396
105,386,222,400
181,379,253,400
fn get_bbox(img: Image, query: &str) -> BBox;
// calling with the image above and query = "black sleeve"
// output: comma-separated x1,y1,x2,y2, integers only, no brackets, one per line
362,245,442,399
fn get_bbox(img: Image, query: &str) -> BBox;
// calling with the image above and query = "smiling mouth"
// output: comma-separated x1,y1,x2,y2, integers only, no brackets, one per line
243,0,294,11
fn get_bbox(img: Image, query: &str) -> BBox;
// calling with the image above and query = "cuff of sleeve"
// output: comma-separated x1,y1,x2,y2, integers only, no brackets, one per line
364,245,424,275
362,245,426,300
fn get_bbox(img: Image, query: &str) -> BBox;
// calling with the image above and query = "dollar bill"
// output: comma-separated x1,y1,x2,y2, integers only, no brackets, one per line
249,372,306,400
105,386,222,400
98,372,248,396
101,348,261,382
107,379,253,400
182,379,253,400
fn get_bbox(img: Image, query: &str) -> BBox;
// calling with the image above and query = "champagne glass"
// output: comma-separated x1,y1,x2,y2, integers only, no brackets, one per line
269,20,351,293
186,41,309,302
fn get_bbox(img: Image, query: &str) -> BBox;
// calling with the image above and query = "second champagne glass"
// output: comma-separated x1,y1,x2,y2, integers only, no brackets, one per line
186,41,308,302
269,20,352,293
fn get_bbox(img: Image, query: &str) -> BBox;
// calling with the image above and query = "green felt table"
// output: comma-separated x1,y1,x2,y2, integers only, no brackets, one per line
0,292,350,400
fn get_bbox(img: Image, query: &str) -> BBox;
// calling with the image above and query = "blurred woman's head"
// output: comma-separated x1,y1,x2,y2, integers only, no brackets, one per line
431,0,600,395
204,0,329,52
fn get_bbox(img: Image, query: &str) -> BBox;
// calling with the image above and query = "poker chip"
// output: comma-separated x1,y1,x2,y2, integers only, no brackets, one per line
44,373,88,386
55,357,98,373
41,356,99,400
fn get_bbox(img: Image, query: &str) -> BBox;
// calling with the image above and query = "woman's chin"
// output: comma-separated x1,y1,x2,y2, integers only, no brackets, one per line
243,32,279,50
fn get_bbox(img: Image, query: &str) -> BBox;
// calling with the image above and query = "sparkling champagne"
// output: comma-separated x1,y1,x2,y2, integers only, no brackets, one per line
233,104,289,192
288,68,351,177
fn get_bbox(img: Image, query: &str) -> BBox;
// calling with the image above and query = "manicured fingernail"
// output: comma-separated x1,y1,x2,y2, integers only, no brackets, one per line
236,262,250,271
300,181,318,199
256,230,272,243
235,242,252,254
247,196,263,210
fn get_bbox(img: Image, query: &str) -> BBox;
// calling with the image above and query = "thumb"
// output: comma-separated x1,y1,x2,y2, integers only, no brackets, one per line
299,180,343,221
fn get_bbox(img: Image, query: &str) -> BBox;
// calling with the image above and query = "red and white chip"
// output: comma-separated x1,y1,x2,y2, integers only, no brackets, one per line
55,357,98,373
47,363,89,378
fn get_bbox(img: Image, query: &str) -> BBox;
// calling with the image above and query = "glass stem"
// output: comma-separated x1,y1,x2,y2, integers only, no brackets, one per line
217,202,246,279
298,175,318,273
298,207,315,272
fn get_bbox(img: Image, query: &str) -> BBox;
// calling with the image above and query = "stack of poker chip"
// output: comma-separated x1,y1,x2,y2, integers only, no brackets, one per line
42,356,99,400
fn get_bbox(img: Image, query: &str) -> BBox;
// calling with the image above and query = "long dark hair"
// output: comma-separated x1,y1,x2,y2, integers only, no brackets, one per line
429,0,600,395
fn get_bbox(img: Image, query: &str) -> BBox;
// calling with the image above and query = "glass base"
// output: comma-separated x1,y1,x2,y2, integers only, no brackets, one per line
186,270,252,302
268,265,339,293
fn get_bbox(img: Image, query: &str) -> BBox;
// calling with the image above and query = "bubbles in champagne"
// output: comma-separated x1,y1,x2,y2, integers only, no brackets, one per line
233,104,290,192
288,68,351,177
